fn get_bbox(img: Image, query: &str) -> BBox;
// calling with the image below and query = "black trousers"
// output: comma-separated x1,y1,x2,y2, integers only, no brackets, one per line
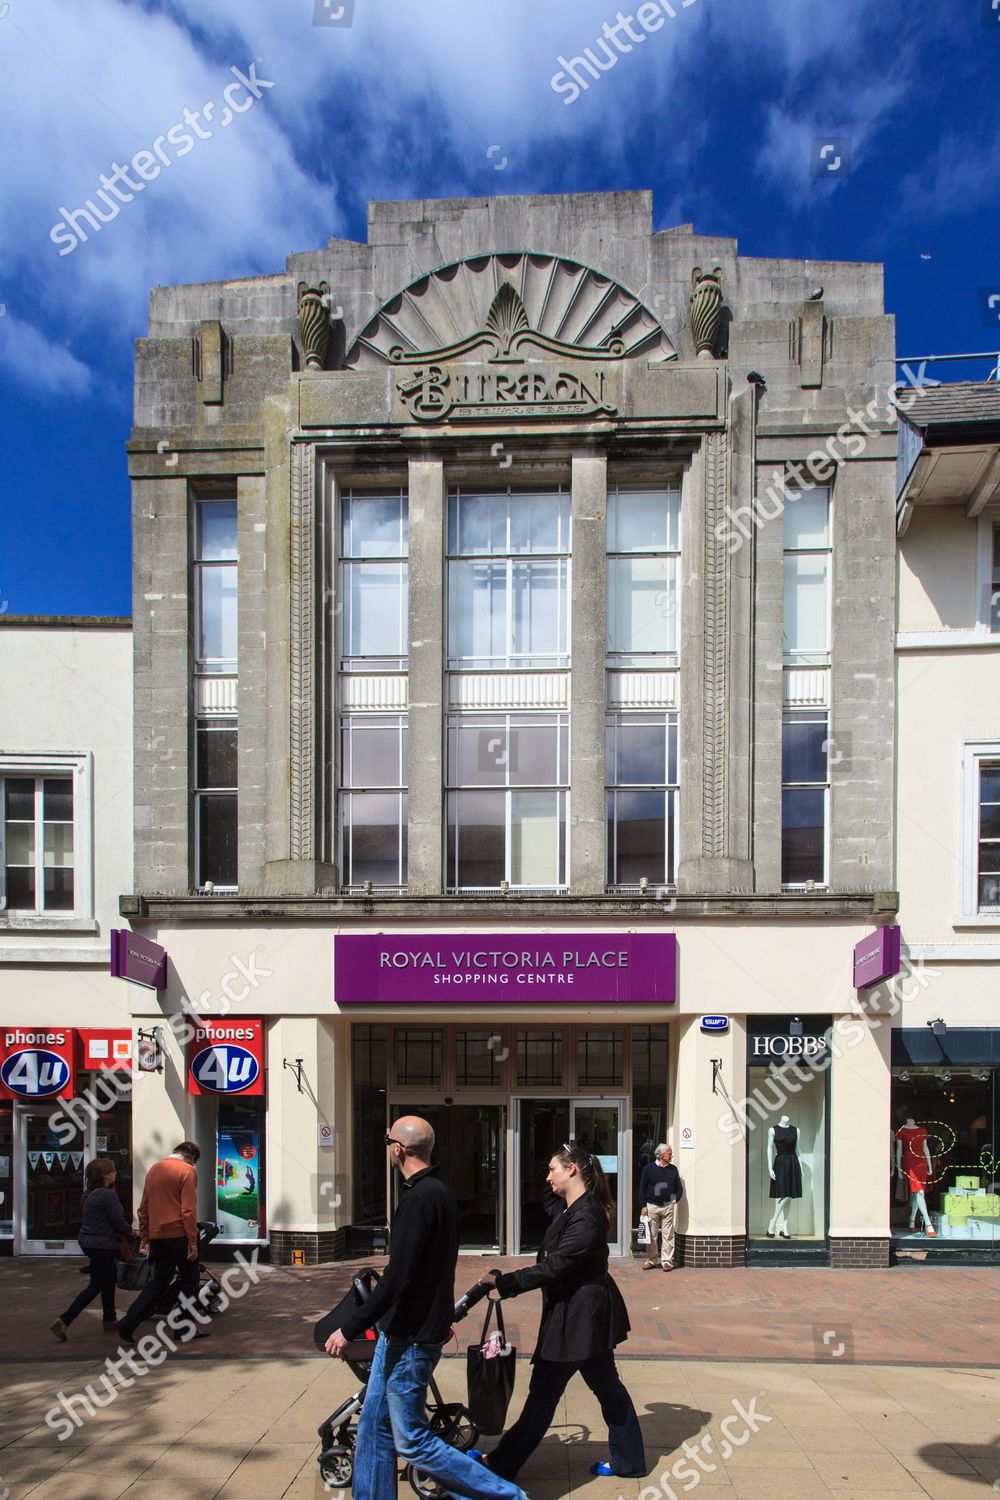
488,1351,646,1479
61,1248,118,1325
119,1236,199,1335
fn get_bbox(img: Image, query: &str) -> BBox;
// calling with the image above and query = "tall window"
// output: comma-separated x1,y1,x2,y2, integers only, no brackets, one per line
340,715,408,888
1,777,74,912
606,713,678,888
194,497,238,891
340,491,408,670
978,760,1000,910
991,526,1000,633
782,708,828,886
448,489,570,669
446,713,569,890
607,486,680,665
783,489,831,664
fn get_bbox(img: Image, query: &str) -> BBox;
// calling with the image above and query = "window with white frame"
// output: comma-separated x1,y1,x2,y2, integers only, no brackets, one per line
606,712,678,888
194,496,238,892
446,713,568,890
447,489,570,669
992,526,1000,633
783,489,831,665
2,776,74,912
340,715,408,888
606,486,680,665
974,756,1000,912
340,491,409,670
781,708,828,887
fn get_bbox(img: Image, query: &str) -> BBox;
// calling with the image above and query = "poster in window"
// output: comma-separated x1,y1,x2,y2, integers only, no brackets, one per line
216,1105,264,1239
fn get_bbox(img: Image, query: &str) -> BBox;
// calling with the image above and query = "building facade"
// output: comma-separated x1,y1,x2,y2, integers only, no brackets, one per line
0,617,133,1254
116,190,902,1266
894,382,1000,1258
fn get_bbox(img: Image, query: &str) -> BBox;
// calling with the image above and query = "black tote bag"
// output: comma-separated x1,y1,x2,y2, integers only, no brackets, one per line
466,1296,516,1435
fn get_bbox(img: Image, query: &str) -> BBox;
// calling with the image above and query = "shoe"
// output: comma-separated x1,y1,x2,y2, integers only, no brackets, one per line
116,1325,136,1347
590,1462,615,1477
641,1260,656,1270
662,1263,673,1272
103,1320,119,1333
766,1231,775,1238
468,1451,489,1467
924,1223,937,1237
191,1328,211,1339
50,1319,68,1343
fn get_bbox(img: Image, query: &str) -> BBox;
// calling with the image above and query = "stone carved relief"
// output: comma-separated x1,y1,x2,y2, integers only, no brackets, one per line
298,282,331,370
289,443,315,861
701,430,730,858
690,266,724,359
346,253,676,367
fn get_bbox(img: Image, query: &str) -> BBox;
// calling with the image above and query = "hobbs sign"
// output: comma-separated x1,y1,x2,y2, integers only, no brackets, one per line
751,1034,830,1060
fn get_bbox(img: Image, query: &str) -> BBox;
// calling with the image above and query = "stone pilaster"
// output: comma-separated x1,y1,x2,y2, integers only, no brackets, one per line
407,457,445,895
570,451,607,895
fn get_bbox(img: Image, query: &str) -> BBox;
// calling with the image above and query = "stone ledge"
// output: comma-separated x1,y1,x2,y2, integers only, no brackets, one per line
676,1233,746,1268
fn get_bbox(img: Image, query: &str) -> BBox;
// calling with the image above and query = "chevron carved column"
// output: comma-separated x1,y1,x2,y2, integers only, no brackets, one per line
289,441,316,865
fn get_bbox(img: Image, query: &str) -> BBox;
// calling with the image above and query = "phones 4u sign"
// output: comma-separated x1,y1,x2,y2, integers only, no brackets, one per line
0,1028,76,1100
187,1019,264,1096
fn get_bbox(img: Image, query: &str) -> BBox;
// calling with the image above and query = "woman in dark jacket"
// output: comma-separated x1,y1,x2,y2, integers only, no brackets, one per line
50,1156,134,1340
474,1142,646,1481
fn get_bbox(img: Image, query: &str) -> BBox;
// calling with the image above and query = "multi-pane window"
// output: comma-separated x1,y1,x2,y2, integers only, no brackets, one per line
340,491,408,669
456,1032,504,1088
340,716,408,888
576,1030,624,1088
448,490,570,669
446,714,568,890
606,713,678,888
194,497,238,891
782,709,828,886
1,777,74,912
991,527,1000,633
978,761,1000,910
517,1031,563,1089
394,1029,442,1088
607,486,681,664
783,489,831,664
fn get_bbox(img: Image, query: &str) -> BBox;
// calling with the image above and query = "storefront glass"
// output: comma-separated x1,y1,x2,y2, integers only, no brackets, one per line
352,1024,388,1226
0,1100,12,1239
746,1018,830,1245
891,1068,998,1246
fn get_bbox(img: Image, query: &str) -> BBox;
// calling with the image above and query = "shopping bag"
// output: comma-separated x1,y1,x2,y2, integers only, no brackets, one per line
637,1217,651,1245
117,1235,135,1262
466,1296,516,1435
117,1255,154,1291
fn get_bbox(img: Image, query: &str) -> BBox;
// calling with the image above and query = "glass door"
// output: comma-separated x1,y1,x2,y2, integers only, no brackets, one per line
571,1101,625,1255
514,1098,626,1255
15,1104,94,1255
394,1103,505,1251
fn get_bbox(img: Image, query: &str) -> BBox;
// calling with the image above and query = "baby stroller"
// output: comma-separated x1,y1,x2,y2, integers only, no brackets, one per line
154,1220,226,1318
314,1268,492,1497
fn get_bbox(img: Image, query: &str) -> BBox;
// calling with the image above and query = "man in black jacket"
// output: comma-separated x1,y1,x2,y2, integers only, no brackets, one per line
325,1116,527,1500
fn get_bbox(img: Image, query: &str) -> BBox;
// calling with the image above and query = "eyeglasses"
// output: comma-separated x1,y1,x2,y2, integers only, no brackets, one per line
384,1134,408,1151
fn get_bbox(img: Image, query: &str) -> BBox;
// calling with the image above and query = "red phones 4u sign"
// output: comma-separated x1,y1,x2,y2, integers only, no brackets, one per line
187,1019,264,1096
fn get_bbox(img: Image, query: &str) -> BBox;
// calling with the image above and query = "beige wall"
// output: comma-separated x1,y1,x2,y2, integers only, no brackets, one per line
898,506,979,632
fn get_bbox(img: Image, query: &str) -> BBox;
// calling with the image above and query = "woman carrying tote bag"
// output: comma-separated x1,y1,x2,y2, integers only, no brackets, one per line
472,1143,646,1482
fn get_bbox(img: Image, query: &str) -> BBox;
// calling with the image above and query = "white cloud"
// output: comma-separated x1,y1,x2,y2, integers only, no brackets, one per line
0,312,91,395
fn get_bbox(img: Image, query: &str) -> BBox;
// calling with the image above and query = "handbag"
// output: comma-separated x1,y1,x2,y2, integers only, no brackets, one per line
466,1296,516,1435
117,1255,154,1291
117,1235,135,1262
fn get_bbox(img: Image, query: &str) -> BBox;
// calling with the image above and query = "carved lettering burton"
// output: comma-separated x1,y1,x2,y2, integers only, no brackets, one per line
396,362,617,423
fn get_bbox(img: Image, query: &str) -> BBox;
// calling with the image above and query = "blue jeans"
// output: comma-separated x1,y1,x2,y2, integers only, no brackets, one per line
489,1352,646,1480
353,1333,528,1500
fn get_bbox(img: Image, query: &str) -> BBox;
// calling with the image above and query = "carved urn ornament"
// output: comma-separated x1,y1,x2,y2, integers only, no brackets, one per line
690,266,724,359
298,281,331,370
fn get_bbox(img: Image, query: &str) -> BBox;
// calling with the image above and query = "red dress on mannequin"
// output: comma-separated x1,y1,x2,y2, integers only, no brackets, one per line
897,1125,929,1191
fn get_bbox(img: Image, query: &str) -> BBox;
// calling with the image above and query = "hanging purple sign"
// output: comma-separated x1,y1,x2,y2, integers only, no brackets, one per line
853,926,901,989
110,930,168,991
334,934,677,1005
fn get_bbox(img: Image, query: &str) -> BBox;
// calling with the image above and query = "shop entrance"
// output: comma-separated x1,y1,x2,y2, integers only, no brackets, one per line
514,1098,625,1256
394,1103,505,1251
13,1102,94,1255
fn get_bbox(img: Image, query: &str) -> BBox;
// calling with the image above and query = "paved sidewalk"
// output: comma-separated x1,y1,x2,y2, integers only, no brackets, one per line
1,1354,999,1500
4,1254,999,1366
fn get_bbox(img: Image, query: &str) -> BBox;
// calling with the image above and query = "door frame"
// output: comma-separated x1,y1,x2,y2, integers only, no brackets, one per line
511,1095,629,1257
13,1100,95,1255
388,1095,508,1254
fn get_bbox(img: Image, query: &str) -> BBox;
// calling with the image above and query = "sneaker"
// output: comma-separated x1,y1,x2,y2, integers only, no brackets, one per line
50,1318,68,1343
467,1451,489,1466
116,1325,137,1347
590,1462,615,1477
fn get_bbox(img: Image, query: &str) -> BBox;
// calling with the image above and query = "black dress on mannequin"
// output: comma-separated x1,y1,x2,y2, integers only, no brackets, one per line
769,1124,803,1199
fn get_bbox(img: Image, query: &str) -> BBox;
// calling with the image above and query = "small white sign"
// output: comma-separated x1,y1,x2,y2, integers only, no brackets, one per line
88,1039,110,1059
318,1122,334,1148
596,1155,617,1173
96,1136,108,1151
680,1125,695,1149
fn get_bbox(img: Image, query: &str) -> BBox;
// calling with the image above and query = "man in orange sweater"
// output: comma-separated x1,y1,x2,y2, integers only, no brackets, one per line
117,1142,209,1344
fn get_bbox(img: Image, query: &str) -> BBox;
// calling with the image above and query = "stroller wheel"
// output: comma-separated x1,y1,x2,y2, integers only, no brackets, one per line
319,1454,354,1489
450,1410,478,1452
429,1403,478,1453
407,1465,448,1500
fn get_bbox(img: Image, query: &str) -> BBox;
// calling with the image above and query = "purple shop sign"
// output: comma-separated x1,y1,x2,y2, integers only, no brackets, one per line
853,926,901,990
110,929,168,991
334,934,678,1006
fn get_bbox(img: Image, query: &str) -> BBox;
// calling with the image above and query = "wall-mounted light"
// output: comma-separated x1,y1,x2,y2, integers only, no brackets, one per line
899,1071,910,1082
711,1058,723,1095
283,1057,305,1093
789,1017,804,1037
928,1018,946,1038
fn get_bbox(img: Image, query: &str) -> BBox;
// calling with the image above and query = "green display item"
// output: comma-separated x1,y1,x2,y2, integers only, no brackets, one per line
944,1194,973,1220
971,1193,1000,1216
955,1175,981,1190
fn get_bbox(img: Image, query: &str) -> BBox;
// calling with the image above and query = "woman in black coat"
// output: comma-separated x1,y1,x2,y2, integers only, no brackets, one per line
474,1142,646,1481
50,1156,134,1340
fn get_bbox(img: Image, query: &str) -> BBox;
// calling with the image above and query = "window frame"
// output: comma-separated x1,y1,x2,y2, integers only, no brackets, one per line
781,707,830,890
782,486,832,668
605,484,682,668
338,713,409,890
605,711,679,891
193,496,239,676
0,754,93,923
338,489,410,672
961,742,1000,919
193,717,238,894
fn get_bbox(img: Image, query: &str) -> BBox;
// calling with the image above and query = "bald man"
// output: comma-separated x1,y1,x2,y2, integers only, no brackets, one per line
325,1116,526,1500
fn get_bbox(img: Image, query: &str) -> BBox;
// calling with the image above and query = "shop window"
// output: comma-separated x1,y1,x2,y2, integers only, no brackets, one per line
340,491,409,670
456,1031,505,1088
215,1098,265,1241
1,775,75,913
516,1031,563,1089
352,1025,387,1225
782,709,828,887
606,713,678,889
606,486,680,666
447,489,570,670
340,716,408,888
95,1082,134,1224
394,1029,442,1088
576,1030,624,1088
747,1046,828,1241
446,715,568,891
783,488,831,666
891,1068,997,1244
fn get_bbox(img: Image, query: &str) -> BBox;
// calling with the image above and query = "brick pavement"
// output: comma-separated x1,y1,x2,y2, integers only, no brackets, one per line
2,1253,998,1367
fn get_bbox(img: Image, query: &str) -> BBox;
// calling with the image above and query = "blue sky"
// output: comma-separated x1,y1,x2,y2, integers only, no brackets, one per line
1,0,998,616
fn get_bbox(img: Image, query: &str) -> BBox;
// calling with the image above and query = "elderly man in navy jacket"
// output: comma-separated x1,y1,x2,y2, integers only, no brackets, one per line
638,1143,683,1271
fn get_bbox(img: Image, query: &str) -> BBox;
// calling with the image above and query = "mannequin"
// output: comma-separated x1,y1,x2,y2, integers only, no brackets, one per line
895,1117,935,1236
767,1115,803,1237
